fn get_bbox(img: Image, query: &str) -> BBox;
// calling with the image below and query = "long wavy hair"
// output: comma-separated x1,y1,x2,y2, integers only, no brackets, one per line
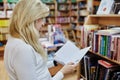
9,0,49,58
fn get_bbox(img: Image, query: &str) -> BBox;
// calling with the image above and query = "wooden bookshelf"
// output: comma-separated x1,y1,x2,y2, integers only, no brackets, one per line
42,0,89,28
84,15,120,61
84,14,120,26
81,14,120,79
0,46,4,56
0,0,18,44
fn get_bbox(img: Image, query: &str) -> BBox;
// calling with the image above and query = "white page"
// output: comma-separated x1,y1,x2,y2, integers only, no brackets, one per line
54,40,91,65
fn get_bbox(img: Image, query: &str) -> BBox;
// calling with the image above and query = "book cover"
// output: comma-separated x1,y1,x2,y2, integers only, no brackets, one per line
97,0,114,14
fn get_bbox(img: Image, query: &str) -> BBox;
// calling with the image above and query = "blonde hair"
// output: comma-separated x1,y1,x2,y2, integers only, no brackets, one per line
9,0,49,58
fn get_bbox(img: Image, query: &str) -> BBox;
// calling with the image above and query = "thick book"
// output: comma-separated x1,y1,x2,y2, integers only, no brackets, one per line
54,40,91,65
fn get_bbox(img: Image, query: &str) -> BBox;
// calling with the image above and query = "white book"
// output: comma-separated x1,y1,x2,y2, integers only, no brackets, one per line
97,29,120,35
54,40,91,65
97,0,114,14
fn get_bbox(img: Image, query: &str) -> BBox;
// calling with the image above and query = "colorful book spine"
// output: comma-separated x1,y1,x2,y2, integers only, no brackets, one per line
117,38,120,62
107,36,112,59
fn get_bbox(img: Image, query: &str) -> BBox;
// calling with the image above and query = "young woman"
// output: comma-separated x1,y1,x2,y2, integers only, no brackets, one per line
4,0,77,80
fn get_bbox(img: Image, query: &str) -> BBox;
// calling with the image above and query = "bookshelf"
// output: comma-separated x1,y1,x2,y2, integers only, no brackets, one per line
0,0,18,45
0,0,7,45
41,0,89,31
39,0,88,49
84,14,120,64
80,14,120,80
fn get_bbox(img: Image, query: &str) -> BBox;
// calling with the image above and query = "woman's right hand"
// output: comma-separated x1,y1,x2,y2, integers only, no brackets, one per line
60,62,78,75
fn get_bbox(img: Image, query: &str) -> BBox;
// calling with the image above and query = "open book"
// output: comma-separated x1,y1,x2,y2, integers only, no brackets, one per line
54,40,91,65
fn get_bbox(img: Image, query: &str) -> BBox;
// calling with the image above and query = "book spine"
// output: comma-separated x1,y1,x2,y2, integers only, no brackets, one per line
112,37,118,60
107,36,112,59
104,35,107,56
93,32,99,52
117,38,120,62
100,35,104,56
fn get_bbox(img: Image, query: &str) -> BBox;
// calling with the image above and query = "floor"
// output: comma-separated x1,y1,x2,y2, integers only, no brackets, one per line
0,56,9,80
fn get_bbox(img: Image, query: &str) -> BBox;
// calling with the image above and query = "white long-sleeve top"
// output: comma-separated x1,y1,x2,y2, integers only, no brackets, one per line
4,36,64,80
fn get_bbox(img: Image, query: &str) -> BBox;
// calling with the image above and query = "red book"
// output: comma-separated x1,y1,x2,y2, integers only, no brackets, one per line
98,60,115,68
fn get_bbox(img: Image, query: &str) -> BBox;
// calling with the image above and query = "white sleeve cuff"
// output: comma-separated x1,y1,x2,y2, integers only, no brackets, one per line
47,60,55,68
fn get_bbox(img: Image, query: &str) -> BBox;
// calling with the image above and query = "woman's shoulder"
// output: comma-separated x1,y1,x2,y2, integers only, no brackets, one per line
6,36,32,52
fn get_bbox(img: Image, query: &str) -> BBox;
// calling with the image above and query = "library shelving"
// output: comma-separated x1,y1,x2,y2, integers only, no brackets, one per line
42,0,89,30
0,0,18,45
42,0,89,48
84,14,120,64
79,14,120,80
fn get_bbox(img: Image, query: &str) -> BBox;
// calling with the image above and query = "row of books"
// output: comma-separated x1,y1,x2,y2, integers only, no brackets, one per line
49,11,55,17
46,18,55,24
79,10,89,16
41,0,54,3
83,54,120,80
0,0,18,3
58,4,70,11
93,31,120,62
0,20,9,27
7,0,19,3
81,25,120,62
56,0,67,3
71,11,78,16
70,17,77,23
81,24,100,48
0,34,8,41
81,25,119,48
78,1,87,9
47,4,55,10
57,11,78,17
71,4,78,10
0,27,8,41
0,10,13,18
56,17,70,23
6,2,16,9
46,16,85,24
57,11,70,16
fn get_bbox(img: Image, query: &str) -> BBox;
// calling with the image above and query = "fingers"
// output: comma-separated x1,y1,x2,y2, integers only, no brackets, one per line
67,62,74,65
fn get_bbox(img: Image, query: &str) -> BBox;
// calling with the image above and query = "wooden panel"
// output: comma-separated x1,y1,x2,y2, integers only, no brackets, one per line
49,63,63,76
63,72,78,80
85,15,120,26
98,17,120,26
0,46,4,56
